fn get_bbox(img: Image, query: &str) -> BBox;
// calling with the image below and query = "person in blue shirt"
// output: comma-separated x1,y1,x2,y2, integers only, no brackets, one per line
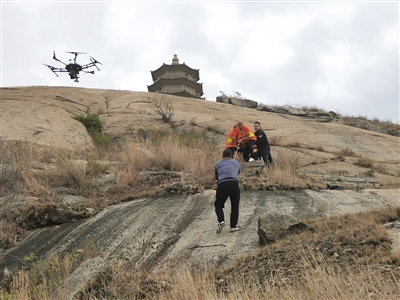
214,149,241,234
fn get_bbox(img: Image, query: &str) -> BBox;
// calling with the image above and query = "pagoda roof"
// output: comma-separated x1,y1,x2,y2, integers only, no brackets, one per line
150,63,200,81
147,77,203,97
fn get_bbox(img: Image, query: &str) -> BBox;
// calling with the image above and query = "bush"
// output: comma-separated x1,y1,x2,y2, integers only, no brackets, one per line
354,155,374,168
72,106,103,135
93,134,111,146
153,96,175,123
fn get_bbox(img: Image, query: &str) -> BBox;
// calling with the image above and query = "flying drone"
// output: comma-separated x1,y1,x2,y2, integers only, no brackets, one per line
44,51,102,82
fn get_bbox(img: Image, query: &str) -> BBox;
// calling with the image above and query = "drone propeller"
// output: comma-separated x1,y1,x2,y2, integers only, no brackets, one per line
65,51,86,55
89,56,102,65
89,56,102,71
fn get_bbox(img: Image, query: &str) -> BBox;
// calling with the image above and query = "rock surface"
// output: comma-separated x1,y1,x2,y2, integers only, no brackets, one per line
1,86,399,296
1,189,398,282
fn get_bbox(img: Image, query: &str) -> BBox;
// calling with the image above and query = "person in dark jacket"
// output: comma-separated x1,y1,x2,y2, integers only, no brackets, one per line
252,121,273,165
214,149,241,234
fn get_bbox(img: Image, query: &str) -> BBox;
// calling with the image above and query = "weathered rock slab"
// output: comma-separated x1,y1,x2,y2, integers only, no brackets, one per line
258,213,310,245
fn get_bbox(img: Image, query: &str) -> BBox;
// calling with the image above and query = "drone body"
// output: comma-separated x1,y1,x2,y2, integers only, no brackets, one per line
44,51,102,82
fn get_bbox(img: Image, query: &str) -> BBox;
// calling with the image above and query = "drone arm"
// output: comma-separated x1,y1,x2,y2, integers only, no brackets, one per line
81,56,102,71
81,62,101,71
44,64,68,77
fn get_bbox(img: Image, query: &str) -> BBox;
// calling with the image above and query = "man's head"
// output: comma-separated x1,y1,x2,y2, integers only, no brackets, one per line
253,121,261,131
222,149,233,158
237,120,244,130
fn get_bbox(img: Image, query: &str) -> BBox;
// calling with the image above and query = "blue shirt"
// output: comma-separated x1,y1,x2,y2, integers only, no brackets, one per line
214,158,240,185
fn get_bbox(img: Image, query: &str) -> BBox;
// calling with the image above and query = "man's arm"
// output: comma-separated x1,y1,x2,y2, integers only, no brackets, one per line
239,126,253,144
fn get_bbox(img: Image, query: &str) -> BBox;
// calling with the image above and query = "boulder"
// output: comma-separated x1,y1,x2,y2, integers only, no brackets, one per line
137,171,183,185
216,96,258,109
239,160,265,177
256,104,275,112
91,173,118,193
306,111,332,118
165,181,204,195
287,108,306,116
228,97,258,109
275,107,289,114
258,212,310,246
216,96,230,104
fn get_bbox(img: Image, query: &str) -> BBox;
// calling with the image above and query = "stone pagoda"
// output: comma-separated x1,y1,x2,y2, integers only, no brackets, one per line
147,54,204,99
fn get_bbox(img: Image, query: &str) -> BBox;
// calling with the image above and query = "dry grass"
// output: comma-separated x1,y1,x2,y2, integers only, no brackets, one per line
268,135,281,146
110,128,219,189
255,149,326,190
334,147,357,159
0,128,222,247
0,219,28,250
379,176,400,189
373,161,388,174
0,140,47,194
354,155,375,168
286,141,301,148
312,144,325,152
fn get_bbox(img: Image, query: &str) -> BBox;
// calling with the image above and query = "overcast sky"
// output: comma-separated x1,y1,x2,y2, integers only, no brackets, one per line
1,1,399,123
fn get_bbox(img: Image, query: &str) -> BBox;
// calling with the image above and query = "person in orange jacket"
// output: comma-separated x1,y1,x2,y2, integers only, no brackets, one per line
235,120,257,162
225,124,239,155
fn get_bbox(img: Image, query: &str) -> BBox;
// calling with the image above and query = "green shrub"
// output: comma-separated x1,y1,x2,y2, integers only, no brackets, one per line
72,106,102,135
93,134,111,146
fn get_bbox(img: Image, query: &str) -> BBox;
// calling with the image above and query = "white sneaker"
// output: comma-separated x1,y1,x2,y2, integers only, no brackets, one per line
231,226,241,232
249,158,255,162
216,221,225,234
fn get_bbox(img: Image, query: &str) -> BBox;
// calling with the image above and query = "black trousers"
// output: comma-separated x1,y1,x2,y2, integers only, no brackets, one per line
240,140,256,162
255,149,273,165
215,180,240,227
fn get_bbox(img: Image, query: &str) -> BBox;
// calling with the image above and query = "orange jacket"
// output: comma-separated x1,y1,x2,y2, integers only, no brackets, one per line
235,125,256,143
226,128,238,148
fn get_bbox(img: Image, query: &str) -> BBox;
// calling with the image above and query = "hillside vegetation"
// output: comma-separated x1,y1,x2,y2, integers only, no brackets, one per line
0,86,399,299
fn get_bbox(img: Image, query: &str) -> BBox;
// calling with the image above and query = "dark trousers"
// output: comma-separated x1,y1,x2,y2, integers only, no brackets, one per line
226,147,238,156
255,149,273,166
215,180,240,227
240,140,256,162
